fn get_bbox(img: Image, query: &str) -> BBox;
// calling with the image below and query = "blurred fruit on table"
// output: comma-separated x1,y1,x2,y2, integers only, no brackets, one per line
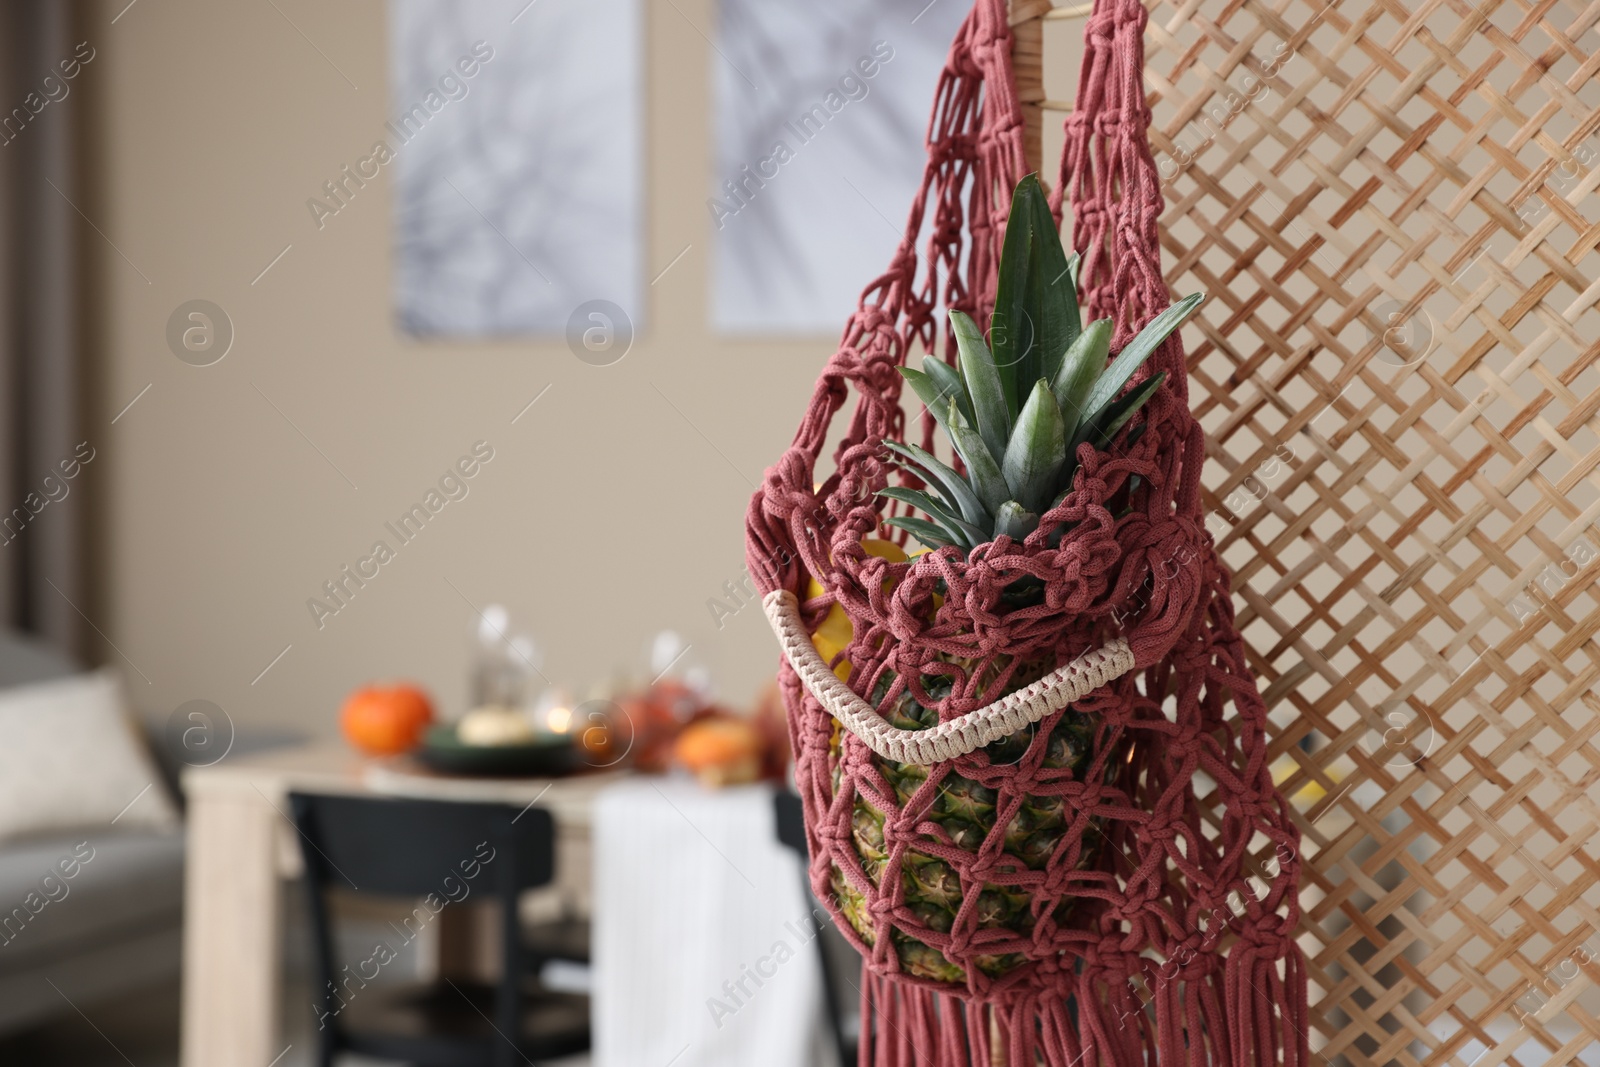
564,692,622,766
673,716,764,788
660,672,791,789
597,630,791,786
614,678,708,773
456,706,537,746
340,683,435,755
336,623,799,781
608,632,708,772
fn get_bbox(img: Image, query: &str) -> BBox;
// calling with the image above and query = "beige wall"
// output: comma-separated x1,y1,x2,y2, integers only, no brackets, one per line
90,0,834,733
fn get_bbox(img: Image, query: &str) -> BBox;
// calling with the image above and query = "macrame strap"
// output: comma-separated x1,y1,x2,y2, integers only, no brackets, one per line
1064,0,1174,359
763,590,1135,765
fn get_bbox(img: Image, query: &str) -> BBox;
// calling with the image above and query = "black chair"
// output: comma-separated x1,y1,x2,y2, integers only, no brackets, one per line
774,790,857,1067
288,792,590,1067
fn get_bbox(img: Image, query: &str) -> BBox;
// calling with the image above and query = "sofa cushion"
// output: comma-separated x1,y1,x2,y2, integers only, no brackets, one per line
0,829,183,972
0,669,178,842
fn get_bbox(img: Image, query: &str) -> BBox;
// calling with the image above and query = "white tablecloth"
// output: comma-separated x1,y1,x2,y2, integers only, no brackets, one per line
593,777,824,1067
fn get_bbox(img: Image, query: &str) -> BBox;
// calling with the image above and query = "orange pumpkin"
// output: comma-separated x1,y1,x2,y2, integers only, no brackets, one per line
340,683,434,756
674,716,763,788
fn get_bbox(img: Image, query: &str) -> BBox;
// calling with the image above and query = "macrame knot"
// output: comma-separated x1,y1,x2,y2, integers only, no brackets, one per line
1072,201,1106,226
852,299,901,339
1084,24,1117,51
1100,0,1149,31
825,344,880,389
1092,112,1121,136
1232,921,1295,961
761,458,816,519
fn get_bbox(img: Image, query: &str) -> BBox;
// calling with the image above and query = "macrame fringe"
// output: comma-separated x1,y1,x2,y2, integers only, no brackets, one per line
860,951,1306,1067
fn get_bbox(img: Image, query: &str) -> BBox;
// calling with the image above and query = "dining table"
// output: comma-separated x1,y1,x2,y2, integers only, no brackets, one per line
177,740,618,1067
177,740,827,1067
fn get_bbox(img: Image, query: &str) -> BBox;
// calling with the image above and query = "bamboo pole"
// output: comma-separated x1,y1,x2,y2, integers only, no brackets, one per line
1009,0,1048,178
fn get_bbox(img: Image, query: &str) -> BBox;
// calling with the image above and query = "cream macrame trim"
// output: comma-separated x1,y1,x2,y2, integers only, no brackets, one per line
763,589,1136,765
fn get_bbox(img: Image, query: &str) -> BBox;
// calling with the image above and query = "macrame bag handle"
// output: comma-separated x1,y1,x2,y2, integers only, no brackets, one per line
763,590,1134,764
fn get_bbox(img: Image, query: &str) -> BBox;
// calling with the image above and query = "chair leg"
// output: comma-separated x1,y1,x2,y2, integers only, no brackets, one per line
495,867,523,1067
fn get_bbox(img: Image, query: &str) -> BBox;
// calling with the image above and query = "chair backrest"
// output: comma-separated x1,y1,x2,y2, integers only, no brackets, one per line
289,792,554,897
289,792,556,1067
773,789,808,857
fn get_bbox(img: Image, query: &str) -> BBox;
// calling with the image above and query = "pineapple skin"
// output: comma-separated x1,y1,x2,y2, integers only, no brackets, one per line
826,655,1112,986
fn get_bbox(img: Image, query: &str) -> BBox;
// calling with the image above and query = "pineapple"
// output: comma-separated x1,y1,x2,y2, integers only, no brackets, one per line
824,174,1201,984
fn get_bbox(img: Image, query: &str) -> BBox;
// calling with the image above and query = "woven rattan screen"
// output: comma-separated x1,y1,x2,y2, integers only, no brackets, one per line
1009,0,1600,1063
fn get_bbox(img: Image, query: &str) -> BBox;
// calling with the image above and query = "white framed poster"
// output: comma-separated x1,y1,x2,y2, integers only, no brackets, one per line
389,0,642,336
711,0,968,334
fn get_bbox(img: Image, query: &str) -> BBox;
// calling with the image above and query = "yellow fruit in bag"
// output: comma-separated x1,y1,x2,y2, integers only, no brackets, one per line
807,539,908,680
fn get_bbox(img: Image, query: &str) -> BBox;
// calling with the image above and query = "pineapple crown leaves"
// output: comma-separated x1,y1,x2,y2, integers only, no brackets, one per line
883,174,1203,555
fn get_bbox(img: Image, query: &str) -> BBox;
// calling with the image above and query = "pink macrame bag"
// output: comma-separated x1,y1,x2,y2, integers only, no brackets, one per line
745,1,1307,1063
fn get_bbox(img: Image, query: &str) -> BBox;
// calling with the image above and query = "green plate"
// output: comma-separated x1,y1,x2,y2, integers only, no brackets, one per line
417,724,581,777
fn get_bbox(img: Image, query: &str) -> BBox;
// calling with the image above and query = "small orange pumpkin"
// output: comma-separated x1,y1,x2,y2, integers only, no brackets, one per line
674,717,764,788
340,683,434,756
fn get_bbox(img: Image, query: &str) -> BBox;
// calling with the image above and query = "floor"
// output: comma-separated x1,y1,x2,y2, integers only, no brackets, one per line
0,983,183,1067
13,987,1595,1067
6,970,1595,1067
0,981,594,1067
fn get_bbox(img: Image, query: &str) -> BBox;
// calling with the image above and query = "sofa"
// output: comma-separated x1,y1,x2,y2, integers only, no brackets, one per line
0,631,184,1036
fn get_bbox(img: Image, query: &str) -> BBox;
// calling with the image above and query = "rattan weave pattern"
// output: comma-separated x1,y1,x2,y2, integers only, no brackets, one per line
1018,0,1600,1063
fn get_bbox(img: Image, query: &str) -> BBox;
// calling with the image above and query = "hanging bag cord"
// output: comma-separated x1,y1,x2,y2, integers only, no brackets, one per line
744,0,1308,1063
1066,5,1310,1064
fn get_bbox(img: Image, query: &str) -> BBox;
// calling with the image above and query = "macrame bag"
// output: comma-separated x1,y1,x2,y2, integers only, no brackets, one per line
745,1,1307,1063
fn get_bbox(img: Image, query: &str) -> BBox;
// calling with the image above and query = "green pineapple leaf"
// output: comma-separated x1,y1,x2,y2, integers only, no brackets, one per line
1002,380,1067,514
1081,292,1202,417
994,501,1040,543
1023,177,1081,385
945,403,1013,516
1021,223,1046,403
1076,371,1166,454
883,441,992,528
881,180,1193,569
884,515,956,551
920,355,975,428
989,189,1035,415
1050,318,1112,444
877,487,985,550
899,367,956,440
876,484,953,523
949,310,1011,464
